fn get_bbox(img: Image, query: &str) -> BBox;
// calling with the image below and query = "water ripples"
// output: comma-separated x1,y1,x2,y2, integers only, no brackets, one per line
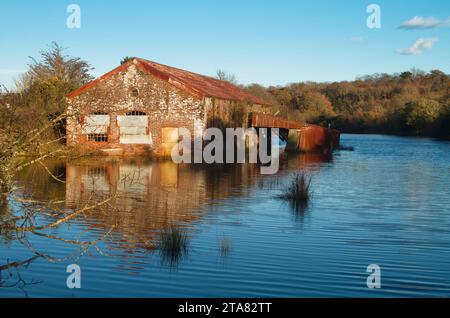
1,134,450,297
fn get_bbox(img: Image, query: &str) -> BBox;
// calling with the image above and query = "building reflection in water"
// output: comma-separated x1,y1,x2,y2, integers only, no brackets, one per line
66,160,206,252
23,153,331,269
64,159,263,269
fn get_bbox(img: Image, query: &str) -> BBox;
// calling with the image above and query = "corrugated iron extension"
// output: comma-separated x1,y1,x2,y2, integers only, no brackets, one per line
250,113,340,153
66,58,340,156
295,125,340,153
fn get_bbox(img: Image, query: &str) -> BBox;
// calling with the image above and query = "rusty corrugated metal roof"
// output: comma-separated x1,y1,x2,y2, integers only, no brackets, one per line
68,58,269,105
250,113,305,129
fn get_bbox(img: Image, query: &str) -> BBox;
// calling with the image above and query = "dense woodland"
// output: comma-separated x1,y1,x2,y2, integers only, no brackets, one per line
245,69,450,139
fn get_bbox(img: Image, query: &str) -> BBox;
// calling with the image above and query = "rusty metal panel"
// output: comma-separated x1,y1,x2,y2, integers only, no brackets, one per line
298,125,340,153
251,113,304,129
299,126,326,152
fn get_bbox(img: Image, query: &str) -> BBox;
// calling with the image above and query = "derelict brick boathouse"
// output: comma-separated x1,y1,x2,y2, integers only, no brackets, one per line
66,58,272,156
66,58,339,156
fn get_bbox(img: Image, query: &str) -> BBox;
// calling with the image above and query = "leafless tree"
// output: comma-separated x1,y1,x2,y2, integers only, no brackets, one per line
216,69,238,85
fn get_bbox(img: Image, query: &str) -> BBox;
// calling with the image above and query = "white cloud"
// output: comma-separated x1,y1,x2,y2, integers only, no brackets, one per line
399,16,450,29
397,37,438,55
351,36,364,43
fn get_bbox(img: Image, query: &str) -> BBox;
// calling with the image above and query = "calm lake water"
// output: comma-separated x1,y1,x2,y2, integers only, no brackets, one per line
1,134,450,297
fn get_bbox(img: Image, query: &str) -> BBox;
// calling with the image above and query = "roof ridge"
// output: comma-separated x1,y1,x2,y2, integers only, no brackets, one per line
68,57,269,105
135,58,231,85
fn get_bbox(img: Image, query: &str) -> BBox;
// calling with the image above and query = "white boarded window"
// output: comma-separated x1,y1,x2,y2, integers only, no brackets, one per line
82,114,110,134
117,111,152,145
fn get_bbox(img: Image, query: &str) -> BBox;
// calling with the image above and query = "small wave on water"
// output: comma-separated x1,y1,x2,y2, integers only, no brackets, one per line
1,134,450,297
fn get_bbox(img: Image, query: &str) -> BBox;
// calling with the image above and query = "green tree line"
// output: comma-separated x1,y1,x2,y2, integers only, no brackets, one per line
245,69,450,139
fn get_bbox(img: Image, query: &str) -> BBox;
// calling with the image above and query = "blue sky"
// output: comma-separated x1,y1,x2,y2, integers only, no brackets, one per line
0,0,449,88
